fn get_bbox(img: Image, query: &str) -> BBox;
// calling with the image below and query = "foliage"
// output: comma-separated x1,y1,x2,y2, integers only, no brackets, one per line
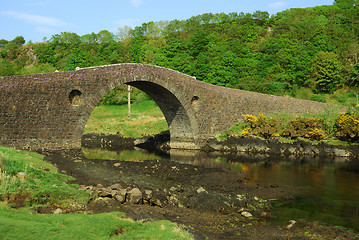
97,85,151,106
334,112,359,141
311,51,343,93
225,108,359,144
281,117,327,140
1,3,358,99
241,114,280,139
241,114,327,140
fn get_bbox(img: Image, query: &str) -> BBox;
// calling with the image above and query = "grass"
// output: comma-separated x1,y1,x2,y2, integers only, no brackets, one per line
295,87,359,107
0,202,192,240
84,100,168,138
0,146,193,239
0,146,90,207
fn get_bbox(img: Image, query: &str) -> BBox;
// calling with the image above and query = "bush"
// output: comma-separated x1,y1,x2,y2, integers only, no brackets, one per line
311,94,325,102
281,117,326,140
334,113,359,142
296,87,313,100
241,114,280,139
97,86,126,106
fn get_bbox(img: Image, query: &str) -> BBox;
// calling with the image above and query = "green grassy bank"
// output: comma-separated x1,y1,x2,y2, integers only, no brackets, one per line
0,146,192,240
83,100,168,138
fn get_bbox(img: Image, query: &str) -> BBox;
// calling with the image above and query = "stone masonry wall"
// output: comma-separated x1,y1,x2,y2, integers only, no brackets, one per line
0,64,344,151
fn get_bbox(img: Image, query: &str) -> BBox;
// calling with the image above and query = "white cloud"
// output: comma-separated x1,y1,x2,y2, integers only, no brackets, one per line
2,10,66,27
269,1,288,9
130,0,144,7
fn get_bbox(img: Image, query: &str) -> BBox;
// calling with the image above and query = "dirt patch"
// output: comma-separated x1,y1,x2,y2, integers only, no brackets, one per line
43,149,359,239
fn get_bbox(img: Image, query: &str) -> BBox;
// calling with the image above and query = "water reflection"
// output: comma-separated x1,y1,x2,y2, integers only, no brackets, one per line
82,147,169,161
82,147,359,231
222,156,359,231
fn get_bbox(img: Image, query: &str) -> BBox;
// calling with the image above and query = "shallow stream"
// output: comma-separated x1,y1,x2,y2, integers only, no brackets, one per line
82,147,359,232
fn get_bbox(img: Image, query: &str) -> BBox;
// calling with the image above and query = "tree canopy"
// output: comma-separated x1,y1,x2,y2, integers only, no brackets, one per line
1,2,358,96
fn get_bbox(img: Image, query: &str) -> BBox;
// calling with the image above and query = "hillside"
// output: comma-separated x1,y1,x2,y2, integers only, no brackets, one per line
1,1,358,100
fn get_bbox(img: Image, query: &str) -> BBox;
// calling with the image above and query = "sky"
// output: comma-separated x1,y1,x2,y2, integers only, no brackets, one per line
1,0,334,43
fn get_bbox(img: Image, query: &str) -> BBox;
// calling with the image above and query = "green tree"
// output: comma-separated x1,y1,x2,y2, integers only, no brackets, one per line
0,59,16,76
0,39,9,48
311,51,343,93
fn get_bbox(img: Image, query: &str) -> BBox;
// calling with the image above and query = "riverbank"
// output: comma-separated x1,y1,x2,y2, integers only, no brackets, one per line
44,149,359,239
1,144,358,239
206,135,359,159
0,146,192,240
82,132,359,159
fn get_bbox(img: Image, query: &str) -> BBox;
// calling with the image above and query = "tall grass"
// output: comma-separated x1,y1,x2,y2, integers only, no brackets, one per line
0,169,19,196
0,150,19,197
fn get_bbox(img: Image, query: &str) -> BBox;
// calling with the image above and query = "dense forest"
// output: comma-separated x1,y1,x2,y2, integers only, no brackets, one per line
1,0,358,102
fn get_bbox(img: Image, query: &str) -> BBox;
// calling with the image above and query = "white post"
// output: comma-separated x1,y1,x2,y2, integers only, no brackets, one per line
128,85,131,119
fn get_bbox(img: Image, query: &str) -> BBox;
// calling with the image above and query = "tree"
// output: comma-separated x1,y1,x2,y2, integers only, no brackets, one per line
0,59,16,76
50,32,81,45
311,51,343,93
12,36,25,46
97,30,116,43
0,39,9,48
117,26,133,41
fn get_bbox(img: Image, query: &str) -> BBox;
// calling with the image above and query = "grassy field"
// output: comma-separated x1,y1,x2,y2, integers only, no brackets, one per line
84,100,168,138
0,146,192,240
0,205,191,240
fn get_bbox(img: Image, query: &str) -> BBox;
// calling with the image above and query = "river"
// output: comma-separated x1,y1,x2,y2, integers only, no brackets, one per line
81,147,359,232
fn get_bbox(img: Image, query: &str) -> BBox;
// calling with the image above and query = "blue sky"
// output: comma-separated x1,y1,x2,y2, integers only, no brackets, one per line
1,0,334,43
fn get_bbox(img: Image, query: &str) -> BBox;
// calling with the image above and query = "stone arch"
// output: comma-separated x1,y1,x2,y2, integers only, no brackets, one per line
78,76,200,149
127,81,199,145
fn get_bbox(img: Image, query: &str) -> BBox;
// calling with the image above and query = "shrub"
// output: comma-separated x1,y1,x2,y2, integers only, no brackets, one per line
242,114,280,139
311,94,325,103
296,87,313,100
334,113,359,142
281,117,326,140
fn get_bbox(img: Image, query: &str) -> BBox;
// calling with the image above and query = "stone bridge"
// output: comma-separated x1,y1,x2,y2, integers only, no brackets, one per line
0,64,339,151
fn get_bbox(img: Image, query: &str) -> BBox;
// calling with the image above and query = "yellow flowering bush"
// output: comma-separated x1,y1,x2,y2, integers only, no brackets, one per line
241,127,250,136
244,114,259,125
242,114,279,139
281,117,326,140
334,113,359,141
